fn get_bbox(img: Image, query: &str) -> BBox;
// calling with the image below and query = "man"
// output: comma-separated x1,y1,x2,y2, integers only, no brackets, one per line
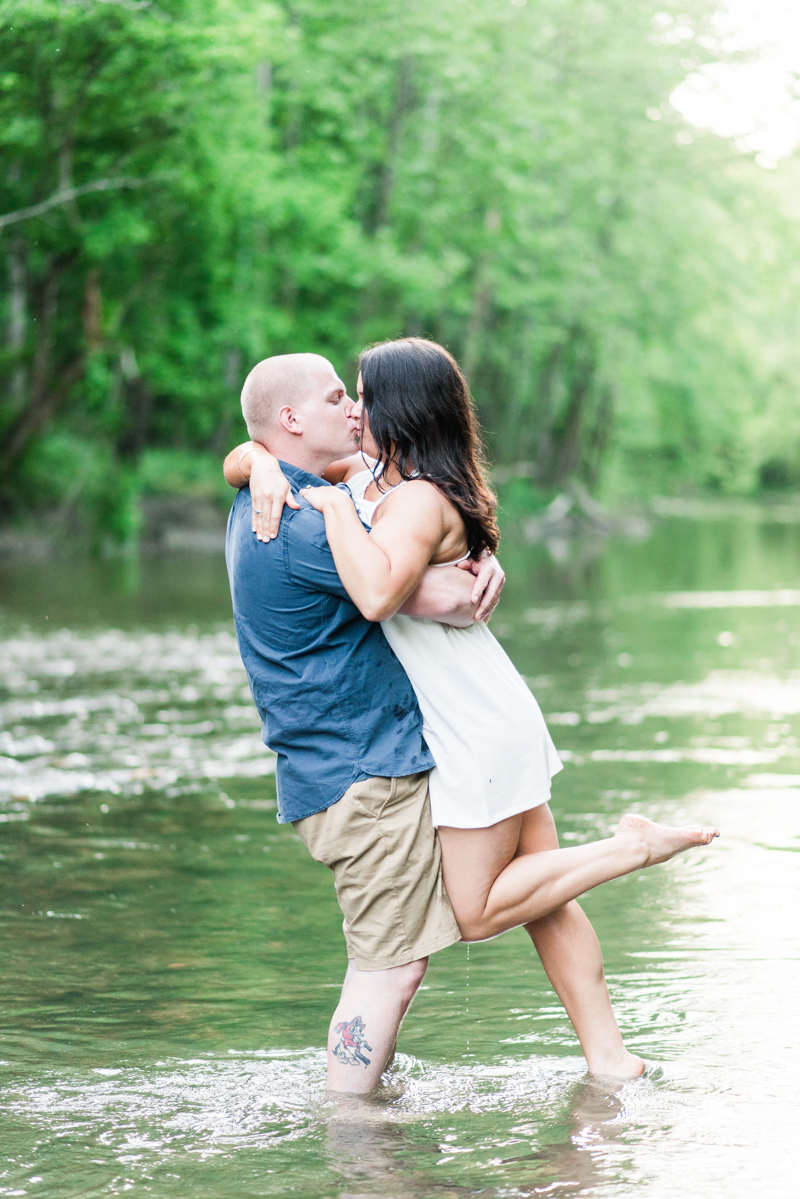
225,352,502,1093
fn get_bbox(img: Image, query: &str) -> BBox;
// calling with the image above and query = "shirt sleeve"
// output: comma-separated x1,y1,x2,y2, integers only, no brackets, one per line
284,499,352,600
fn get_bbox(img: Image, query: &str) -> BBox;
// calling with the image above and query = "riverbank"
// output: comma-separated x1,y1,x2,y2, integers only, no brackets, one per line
4,490,800,562
0,497,228,561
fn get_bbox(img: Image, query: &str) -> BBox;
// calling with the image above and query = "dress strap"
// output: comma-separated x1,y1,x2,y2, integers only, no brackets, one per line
429,552,471,568
370,478,470,564
372,478,410,511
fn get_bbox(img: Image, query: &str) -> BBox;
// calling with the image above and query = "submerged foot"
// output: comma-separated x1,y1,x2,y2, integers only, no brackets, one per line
616,813,719,867
586,1045,646,1080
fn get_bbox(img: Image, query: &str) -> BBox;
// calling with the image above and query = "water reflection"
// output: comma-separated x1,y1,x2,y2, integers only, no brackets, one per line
1,518,799,1197
1,1048,647,1198
0,626,268,807
325,1072,639,1198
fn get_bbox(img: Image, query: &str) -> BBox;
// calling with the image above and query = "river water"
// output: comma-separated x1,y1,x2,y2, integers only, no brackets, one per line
0,514,798,1197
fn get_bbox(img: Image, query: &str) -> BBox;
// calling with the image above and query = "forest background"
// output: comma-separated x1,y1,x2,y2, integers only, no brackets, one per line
2,0,800,551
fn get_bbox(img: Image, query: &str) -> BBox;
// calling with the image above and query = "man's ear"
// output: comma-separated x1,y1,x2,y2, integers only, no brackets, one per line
277,405,303,436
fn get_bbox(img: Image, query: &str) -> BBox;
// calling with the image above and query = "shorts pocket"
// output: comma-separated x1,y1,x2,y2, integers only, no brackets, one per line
350,775,393,820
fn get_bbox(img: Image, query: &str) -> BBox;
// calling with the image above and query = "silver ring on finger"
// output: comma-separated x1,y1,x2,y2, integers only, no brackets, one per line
254,509,263,514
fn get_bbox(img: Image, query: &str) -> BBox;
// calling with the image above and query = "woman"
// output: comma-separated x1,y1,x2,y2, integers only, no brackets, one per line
224,337,718,1078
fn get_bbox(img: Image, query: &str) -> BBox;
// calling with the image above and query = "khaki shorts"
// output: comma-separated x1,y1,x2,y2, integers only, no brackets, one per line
293,772,460,971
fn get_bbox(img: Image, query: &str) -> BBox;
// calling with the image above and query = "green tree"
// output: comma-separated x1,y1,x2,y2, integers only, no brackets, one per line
2,0,800,545
0,0,277,537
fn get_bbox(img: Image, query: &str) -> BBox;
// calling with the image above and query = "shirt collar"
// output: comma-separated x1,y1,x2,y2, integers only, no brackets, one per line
277,460,331,491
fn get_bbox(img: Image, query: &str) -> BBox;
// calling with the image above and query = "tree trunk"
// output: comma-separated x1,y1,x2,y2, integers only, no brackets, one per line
532,341,564,483
583,383,613,490
116,347,153,462
373,55,414,232
6,236,27,409
537,327,596,490
82,267,103,352
0,257,84,472
461,266,491,387
498,313,537,461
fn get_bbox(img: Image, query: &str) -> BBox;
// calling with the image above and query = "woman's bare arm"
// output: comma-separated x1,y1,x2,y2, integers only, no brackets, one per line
223,440,256,489
222,441,299,542
299,481,448,621
322,454,369,484
223,443,370,541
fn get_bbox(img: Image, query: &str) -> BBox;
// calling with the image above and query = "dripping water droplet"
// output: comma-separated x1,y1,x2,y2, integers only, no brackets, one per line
466,943,470,1054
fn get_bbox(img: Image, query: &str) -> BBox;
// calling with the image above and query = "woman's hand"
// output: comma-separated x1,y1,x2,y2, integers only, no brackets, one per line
298,484,352,514
246,446,300,542
457,552,505,622
300,480,446,622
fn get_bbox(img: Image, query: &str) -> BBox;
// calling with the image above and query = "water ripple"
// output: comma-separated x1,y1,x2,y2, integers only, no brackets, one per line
0,628,273,804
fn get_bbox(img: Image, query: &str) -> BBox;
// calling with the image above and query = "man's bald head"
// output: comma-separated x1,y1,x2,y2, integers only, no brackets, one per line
241,353,337,440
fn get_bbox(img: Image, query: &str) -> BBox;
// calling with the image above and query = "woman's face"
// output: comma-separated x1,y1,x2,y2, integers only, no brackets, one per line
353,372,378,457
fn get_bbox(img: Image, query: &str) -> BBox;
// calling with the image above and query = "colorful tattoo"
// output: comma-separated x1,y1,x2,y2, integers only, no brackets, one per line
333,1015,373,1068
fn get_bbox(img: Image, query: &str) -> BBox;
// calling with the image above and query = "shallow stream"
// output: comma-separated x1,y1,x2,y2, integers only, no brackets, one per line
0,515,798,1196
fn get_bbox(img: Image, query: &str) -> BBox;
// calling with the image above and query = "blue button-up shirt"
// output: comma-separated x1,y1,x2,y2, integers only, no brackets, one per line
225,461,434,823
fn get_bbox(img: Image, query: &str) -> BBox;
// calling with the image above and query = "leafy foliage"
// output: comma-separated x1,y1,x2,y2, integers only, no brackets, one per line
2,0,799,544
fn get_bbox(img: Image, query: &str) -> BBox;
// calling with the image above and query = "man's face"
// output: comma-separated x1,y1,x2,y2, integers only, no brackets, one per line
299,361,359,459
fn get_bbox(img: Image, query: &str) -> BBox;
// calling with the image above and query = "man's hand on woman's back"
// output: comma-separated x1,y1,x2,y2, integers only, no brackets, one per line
459,552,505,622
399,554,505,626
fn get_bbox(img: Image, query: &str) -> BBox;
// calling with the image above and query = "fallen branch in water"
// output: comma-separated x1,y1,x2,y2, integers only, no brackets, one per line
524,480,650,543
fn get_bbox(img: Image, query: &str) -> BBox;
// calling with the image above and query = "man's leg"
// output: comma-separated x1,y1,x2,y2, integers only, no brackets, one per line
518,805,644,1076
326,957,428,1093
293,772,459,1095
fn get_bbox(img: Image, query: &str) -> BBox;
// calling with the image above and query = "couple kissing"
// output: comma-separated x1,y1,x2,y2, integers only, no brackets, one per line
221,337,719,1094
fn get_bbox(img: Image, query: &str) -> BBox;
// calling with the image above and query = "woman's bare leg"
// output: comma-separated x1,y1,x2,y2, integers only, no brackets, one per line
437,811,718,943
438,806,717,1075
517,806,644,1077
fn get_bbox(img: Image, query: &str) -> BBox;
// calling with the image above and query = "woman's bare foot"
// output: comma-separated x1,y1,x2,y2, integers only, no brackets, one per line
586,1044,646,1079
616,813,719,867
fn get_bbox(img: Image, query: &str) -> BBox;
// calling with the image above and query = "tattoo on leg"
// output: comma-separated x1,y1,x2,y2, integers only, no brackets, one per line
332,1015,373,1068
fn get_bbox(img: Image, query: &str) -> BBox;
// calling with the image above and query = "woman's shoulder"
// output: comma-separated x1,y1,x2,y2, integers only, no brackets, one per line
373,477,467,553
375,476,456,520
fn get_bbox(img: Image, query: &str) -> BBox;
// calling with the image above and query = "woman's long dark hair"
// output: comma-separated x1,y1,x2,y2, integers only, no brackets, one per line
359,337,499,557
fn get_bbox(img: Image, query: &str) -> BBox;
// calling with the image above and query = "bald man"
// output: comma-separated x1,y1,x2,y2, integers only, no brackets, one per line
224,354,501,1094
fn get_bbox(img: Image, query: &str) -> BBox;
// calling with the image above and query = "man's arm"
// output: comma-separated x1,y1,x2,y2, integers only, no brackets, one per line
400,557,505,626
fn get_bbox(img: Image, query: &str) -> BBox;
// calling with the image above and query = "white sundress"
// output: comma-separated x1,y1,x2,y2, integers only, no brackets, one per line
346,461,562,829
